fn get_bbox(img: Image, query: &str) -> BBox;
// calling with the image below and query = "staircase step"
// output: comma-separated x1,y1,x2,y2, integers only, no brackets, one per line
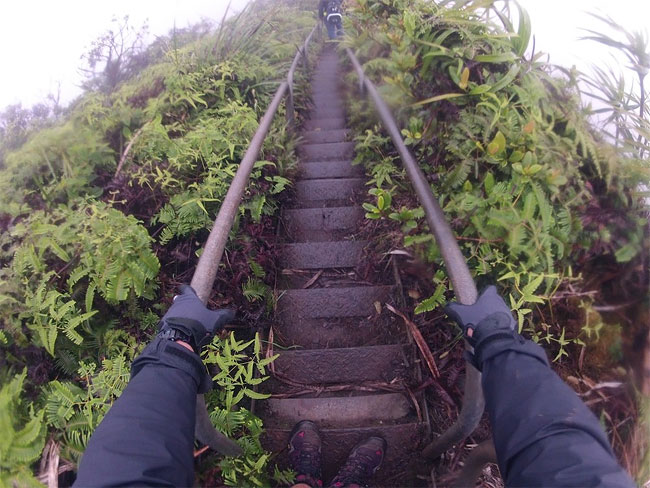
260,393,412,428
278,285,392,319
311,93,343,102
283,228,350,242
272,344,407,384
282,241,365,269
283,207,362,241
303,117,346,131
272,314,399,349
279,267,367,289
309,107,346,120
299,160,362,179
299,141,354,161
311,93,343,103
295,178,363,203
302,129,349,144
262,422,425,482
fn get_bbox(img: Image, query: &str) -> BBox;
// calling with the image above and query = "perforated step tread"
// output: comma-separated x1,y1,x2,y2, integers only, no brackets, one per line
294,178,364,203
299,161,362,179
303,117,346,131
282,241,366,269
299,141,355,161
283,206,362,242
271,344,407,384
278,285,391,319
302,129,349,144
272,315,399,349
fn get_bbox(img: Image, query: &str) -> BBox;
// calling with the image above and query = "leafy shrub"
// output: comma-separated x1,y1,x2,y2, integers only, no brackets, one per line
2,200,159,357
0,123,113,214
0,371,46,487
346,0,647,353
45,357,131,464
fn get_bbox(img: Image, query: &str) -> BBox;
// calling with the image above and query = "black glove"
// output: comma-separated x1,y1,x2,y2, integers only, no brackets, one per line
159,285,235,352
131,286,235,393
445,286,523,370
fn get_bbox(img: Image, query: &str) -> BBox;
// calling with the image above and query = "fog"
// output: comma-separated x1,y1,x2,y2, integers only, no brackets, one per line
0,0,252,109
0,0,648,111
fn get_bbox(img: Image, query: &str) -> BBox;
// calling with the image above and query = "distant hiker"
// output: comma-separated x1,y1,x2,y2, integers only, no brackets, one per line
73,284,634,487
318,0,344,40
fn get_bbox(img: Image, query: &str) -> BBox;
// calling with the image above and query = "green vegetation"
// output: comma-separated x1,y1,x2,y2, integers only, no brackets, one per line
0,0,315,485
1,0,647,484
344,0,648,479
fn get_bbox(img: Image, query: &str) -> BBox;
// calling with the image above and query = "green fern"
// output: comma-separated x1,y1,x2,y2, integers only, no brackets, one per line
45,357,129,465
242,277,268,303
0,370,46,485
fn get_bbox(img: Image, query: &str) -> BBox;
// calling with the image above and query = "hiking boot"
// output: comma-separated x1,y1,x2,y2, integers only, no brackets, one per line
328,436,387,487
288,420,323,487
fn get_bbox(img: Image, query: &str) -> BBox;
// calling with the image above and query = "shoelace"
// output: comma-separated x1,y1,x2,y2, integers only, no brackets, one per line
293,445,320,475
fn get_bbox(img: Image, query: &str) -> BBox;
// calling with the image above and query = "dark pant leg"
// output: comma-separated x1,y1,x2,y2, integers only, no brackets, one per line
326,19,337,39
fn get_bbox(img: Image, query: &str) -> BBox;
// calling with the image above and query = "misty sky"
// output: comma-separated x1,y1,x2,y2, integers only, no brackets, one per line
0,0,648,111
0,0,251,109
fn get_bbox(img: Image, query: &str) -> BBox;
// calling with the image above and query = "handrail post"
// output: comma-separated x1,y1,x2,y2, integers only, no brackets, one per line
344,47,485,462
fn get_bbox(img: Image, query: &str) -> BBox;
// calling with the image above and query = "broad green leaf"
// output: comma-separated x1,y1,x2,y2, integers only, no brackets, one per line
487,131,506,155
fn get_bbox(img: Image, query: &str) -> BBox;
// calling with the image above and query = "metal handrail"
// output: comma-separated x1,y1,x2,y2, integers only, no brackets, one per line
189,23,319,456
345,47,485,460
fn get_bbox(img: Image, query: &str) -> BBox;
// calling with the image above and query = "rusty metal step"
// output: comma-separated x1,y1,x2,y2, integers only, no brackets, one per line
299,161,362,179
303,117,346,131
299,141,354,161
260,393,412,429
294,178,363,204
271,344,407,384
281,241,366,269
262,422,425,483
302,129,349,144
278,285,391,319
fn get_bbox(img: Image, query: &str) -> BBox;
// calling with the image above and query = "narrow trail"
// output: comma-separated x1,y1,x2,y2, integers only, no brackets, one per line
258,46,427,484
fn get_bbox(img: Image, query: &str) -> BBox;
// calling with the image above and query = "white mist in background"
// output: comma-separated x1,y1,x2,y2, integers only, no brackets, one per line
0,0,253,109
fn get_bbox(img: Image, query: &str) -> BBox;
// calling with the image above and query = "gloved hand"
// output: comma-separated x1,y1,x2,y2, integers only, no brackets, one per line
159,285,235,352
131,286,235,393
445,285,521,370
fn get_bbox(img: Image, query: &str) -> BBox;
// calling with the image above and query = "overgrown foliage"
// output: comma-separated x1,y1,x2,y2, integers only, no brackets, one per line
346,0,647,355
0,0,315,484
344,0,648,479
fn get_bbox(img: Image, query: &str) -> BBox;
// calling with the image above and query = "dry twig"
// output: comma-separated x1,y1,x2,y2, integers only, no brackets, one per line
386,303,440,378
114,125,146,178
